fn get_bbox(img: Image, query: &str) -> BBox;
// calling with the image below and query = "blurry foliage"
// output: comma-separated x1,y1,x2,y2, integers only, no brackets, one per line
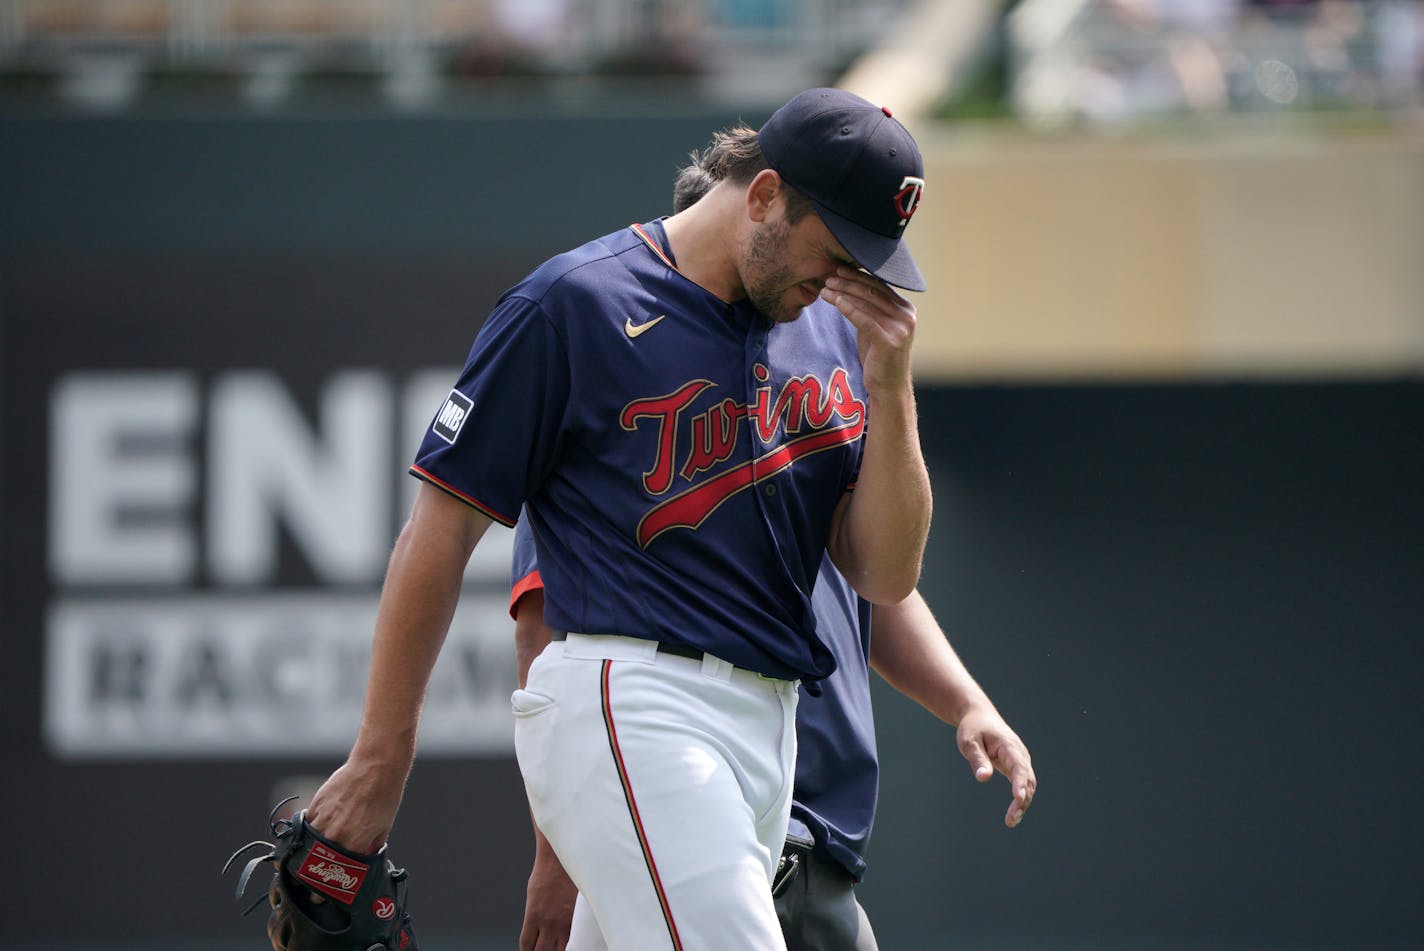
932,16,1013,121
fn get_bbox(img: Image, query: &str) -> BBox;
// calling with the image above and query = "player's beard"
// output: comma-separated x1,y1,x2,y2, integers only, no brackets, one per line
742,213,806,324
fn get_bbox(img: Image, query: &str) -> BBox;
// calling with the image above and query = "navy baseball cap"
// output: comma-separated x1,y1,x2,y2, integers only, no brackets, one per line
759,88,928,292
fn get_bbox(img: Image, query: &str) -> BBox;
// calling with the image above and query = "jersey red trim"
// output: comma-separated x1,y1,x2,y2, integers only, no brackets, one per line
408,466,516,527
630,223,678,271
509,570,545,620
601,661,684,951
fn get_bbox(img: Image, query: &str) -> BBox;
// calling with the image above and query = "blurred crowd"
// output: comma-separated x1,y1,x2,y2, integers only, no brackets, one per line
1,0,1419,118
0,0,905,108
1009,0,1424,124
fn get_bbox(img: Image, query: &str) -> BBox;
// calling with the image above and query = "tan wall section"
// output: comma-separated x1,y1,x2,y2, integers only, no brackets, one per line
902,122,1424,381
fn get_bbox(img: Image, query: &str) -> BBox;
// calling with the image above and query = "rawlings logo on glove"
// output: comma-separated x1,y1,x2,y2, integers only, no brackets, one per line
223,797,418,951
297,844,368,902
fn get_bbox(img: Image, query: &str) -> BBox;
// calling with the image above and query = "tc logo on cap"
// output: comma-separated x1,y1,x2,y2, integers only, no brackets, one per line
758,87,929,290
894,176,925,226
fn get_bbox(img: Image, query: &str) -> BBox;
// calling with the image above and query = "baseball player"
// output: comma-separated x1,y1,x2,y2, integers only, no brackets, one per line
513,524,1037,951
307,88,933,949
509,139,1035,951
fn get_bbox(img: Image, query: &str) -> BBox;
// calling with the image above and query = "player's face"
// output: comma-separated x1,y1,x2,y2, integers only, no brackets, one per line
742,205,859,324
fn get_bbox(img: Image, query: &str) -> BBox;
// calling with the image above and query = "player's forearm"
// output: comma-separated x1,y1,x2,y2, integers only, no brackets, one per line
349,549,462,768
532,819,560,860
514,591,554,688
350,486,490,768
869,590,994,727
832,386,931,603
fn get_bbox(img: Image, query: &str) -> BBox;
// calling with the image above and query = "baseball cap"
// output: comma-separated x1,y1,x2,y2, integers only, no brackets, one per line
758,88,928,292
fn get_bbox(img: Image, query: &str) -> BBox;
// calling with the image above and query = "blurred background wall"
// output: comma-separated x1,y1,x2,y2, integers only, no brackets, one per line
2,1,1422,949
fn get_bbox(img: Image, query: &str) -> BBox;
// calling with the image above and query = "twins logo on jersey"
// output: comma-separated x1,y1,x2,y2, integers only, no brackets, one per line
621,363,865,547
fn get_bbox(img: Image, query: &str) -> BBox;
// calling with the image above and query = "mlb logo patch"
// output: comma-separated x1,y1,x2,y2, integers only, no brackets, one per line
432,389,473,444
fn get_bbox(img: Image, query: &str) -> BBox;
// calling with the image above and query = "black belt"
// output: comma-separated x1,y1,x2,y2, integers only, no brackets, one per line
549,630,704,662
773,836,813,898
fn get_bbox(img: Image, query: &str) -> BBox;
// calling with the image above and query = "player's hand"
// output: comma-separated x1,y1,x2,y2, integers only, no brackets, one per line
821,266,916,398
520,837,578,951
305,754,409,853
957,705,1036,829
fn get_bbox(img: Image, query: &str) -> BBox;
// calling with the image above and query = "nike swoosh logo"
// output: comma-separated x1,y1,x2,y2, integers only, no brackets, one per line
625,314,667,338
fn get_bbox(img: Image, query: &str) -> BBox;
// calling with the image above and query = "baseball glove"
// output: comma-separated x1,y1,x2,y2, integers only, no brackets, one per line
223,797,418,951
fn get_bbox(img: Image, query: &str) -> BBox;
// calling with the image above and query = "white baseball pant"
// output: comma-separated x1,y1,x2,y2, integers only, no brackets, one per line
512,632,799,950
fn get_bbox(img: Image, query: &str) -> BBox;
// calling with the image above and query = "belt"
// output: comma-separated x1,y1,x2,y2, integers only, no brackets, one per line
549,630,704,662
772,838,810,898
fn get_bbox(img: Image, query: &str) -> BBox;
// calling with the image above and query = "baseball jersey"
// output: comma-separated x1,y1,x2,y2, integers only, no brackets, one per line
510,520,880,880
413,220,867,683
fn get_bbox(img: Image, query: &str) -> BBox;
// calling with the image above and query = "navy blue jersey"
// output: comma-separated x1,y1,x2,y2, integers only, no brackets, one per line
789,555,878,879
413,222,866,683
511,521,879,880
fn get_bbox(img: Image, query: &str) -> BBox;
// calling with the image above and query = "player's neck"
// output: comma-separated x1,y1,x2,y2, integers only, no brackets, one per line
663,186,748,304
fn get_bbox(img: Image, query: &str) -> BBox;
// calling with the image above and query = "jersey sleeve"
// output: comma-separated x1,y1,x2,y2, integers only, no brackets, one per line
509,513,544,619
410,295,570,526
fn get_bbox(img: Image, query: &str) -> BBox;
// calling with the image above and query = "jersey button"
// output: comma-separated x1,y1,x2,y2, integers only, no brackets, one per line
763,483,777,497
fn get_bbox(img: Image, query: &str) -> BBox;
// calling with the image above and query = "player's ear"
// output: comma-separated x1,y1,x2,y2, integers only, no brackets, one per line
745,168,782,224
